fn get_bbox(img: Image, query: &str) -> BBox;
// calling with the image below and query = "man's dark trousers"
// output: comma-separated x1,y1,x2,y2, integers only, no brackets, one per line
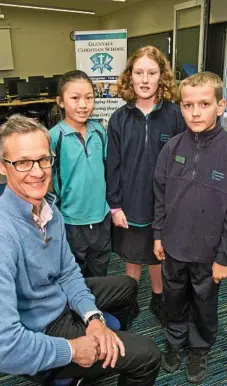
162,255,220,350
33,276,161,386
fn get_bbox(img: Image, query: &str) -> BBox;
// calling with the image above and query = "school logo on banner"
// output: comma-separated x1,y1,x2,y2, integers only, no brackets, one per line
90,53,113,74
75,29,127,126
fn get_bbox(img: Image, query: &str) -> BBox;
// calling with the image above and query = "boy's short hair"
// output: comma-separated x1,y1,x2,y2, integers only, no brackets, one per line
179,71,224,102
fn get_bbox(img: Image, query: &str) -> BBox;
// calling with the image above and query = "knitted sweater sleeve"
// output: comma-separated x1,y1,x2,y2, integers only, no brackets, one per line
0,233,71,375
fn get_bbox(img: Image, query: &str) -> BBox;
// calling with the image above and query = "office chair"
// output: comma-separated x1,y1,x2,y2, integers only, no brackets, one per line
26,103,49,127
0,109,9,125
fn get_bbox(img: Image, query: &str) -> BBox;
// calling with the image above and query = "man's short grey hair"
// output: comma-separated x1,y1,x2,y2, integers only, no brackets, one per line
0,114,51,157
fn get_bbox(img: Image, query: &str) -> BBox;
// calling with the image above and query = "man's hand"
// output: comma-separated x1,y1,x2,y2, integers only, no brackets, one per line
154,240,165,260
112,210,128,229
212,262,227,284
86,319,125,369
68,336,100,368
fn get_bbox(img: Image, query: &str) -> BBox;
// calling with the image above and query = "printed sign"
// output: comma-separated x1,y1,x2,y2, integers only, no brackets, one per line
75,29,127,126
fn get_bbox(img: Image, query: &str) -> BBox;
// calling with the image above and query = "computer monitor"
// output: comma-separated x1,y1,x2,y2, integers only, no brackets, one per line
28,76,46,93
0,84,7,101
8,79,26,96
47,80,58,98
28,76,44,82
3,77,20,91
18,82,40,99
53,74,62,80
45,77,54,82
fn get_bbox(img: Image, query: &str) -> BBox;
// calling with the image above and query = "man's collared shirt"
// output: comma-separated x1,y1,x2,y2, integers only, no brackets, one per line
32,198,53,229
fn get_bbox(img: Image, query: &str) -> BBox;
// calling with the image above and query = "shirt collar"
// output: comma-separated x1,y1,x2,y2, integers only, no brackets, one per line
0,186,56,223
32,198,53,229
58,120,97,136
187,119,224,142
126,99,164,116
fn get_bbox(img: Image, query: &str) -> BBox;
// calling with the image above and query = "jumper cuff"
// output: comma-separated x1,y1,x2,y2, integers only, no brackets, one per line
73,298,99,321
109,203,122,209
215,252,227,266
111,208,121,215
51,337,72,368
153,230,162,240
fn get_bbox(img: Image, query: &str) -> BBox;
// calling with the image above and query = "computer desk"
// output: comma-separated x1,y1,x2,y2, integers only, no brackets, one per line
0,97,56,107
0,97,56,128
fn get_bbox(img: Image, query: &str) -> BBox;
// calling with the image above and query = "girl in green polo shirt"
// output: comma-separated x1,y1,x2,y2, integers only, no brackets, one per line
50,70,111,277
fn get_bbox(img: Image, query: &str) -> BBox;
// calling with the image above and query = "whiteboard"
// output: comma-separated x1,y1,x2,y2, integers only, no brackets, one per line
0,28,14,70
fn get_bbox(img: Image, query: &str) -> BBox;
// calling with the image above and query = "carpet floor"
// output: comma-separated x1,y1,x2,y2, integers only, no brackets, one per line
1,254,227,386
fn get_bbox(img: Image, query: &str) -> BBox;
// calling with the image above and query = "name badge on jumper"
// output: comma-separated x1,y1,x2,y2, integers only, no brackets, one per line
174,154,186,164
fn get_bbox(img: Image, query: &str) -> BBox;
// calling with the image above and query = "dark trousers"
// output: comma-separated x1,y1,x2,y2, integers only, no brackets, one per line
65,213,111,277
162,255,220,350
33,276,160,385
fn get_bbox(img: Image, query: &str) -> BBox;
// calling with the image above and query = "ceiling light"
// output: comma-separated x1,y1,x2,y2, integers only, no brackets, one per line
0,2,95,15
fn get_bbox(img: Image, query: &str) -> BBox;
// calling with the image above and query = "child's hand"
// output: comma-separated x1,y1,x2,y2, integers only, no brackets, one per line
112,210,128,229
154,240,165,260
212,262,227,283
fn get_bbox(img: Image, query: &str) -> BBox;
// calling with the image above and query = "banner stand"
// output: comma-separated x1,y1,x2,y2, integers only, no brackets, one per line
75,29,127,128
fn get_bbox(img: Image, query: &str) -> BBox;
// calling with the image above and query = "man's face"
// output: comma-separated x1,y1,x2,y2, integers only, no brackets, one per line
0,131,52,207
180,84,226,133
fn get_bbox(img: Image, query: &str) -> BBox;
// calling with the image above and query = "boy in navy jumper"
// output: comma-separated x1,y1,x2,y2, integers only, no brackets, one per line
153,72,227,384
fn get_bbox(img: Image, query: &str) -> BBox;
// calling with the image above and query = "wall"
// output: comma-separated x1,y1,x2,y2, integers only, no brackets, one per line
0,0,227,79
101,0,187,37
101,0,227,37
0,8,101,79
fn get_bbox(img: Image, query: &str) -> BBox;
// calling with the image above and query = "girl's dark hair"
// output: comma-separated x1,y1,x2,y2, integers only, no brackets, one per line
51,70,95,123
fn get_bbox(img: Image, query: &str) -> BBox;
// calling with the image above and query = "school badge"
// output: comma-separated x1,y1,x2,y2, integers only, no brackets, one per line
90,53,113,74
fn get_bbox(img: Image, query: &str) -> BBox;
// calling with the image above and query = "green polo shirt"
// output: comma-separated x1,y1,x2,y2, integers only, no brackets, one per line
49,120,109,225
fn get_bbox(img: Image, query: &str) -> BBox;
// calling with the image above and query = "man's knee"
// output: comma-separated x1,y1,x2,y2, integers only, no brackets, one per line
138,336,161,368
99,275,138,296
117,332,161,377
120,275,138,296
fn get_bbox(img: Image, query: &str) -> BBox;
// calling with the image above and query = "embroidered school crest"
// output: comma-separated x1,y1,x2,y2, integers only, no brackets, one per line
160,133,170,143
90,53,113,74
211,170,225,181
